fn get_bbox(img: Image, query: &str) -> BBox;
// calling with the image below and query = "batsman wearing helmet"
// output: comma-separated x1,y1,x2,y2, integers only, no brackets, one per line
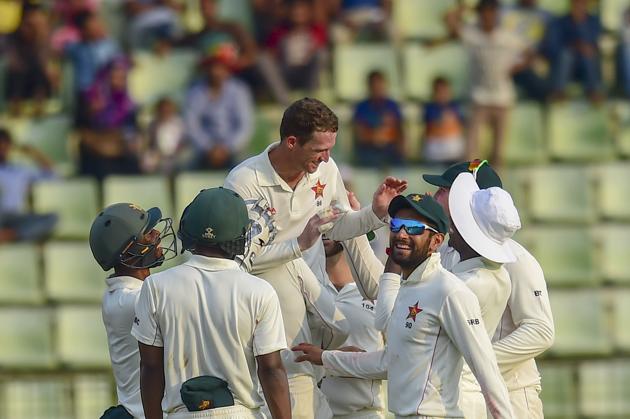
132,187,291,419
90,203,177,419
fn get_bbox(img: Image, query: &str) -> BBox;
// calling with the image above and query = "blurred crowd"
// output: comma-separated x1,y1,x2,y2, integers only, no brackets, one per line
0,0,629,243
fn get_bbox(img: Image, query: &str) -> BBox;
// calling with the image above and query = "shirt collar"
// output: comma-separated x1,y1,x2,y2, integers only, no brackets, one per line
184,254,240,271
255,142,316,189
105,275,143,292
451,256,501,275
402,252,442,285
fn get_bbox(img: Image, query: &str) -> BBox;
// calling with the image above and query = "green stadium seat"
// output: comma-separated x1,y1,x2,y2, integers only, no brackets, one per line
393,0,457,40
219,0,254,33
601,0,630,31
501,169,528,221
44,241,105,303
103,175,173,219
56,305,110,368
0,244,43,304
402,42,467,101
599,225,630,284
578,360,630,417
549,290,612,356
32,178,100,239
504,102,547,165
174,171,228,217
345,168,387,206
333,44,401,102
3,377,73,419
547,101,615,162
614,100,630,157
539,363,578,419
524,227,598,287
0,308,55,368
597,164,630,221
392,166,442,195
611,289,630,351
538,0,571,13
73,375,116,419
330,104,354,162
128,50,198,106
526,166,597,224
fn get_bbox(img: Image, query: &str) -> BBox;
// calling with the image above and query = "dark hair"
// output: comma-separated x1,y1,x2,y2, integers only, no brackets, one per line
432,76,449,88
0,128,12,143
280,98,338,144
476,0,500,11
74,10,95,31
367,70,385,85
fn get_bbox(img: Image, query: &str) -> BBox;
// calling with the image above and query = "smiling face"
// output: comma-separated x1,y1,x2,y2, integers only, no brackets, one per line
288,131,336,174
389,208,444,273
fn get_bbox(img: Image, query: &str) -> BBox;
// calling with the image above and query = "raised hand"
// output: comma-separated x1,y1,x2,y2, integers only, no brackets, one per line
372,177,408,219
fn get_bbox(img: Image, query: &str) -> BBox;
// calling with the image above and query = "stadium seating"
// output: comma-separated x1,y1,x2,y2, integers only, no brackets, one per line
392,0,457,40
601,0,630,31
333,44,401,102
504,102,547,165
597,164,630,221
0,308,55,368
218,0,254,34
578,360,630,417
549,290,612,356
523,227,598,287
174,171,228,217
614,100,630,157
402,42,468,101
611,289,630,351
500,169,528,221
44,241,105,303
346,168,388,205
539,363,578,419
103,175,173,219
3,377,73,419
599,225,630,284
526,166,597,224
55,305,110,368
547,101,615,162
32,178,100,239
0,244,43,304
73,375,116,419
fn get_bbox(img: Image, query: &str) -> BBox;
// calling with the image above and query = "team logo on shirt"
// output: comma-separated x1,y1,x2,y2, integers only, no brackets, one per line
407,301,423,322
202,227,216,239
311,180,326,200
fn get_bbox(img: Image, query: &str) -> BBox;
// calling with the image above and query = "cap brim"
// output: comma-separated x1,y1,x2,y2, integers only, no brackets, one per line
422,174,452,188
449,173,515,263
143,207,163,233
388,195,441,231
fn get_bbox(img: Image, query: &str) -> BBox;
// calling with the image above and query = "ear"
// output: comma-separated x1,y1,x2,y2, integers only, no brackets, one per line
429,233,445,254
285,136,298,149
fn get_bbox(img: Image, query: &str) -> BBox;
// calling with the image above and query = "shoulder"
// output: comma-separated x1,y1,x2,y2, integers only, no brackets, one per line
506,239,544,276
226,77,250,94
225,155,263,185
238,271,279,300
354,100,370,113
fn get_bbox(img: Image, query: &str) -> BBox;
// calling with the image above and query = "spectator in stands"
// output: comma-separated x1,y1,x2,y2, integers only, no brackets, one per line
51,0,99,52
65,10,121,94
141,97,186,175
618,7,630,98
5,4,58,115
0,128,58,243
77,57,141,180
252,0,285,44
422,77,465,165
352,70,404,167
124,0,183,50
330,0,391,43
183,46,254,170
446,0,527,168
546,0,603,102
181,0,259,91
501,0,550,101
259,0,327,104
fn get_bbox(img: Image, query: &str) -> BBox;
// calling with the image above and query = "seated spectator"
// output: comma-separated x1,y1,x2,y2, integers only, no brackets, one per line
546,0,603,102
183,46,254,170
5,4,58,115
141,97,186,175
259,0,327,104
124,0,182,50
77,57,140,180
51,0,99,52
180,0,259,90
0,128,58,243
618,7,630,98
352,70,404,167
422,77,465,165
331,0,391,43
65,10,121,95
447,0,528,168
501,0,551,101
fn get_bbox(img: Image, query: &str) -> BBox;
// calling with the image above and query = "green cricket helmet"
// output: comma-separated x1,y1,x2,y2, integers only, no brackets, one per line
178,187,251,258
89,203,177,271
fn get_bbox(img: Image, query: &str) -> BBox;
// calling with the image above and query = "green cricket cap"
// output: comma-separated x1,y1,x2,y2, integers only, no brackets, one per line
388,193,449,234
180,376,234,411
422,159,503,189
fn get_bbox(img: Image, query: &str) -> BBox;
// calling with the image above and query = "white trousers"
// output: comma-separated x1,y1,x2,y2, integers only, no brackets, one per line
262,374,333,419
508,385,543,419
167,405,264,418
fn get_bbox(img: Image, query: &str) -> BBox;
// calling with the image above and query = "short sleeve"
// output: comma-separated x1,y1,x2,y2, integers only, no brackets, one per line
131,278,163,347
253,287,288,356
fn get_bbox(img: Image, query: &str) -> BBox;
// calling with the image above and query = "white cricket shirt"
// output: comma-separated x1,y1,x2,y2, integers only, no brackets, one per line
131,256,287,415
321,253,514,418
102,275,144,418
321,283,385,416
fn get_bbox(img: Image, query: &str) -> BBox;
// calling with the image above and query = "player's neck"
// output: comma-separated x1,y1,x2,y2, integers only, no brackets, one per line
453,242,480,262
114,266,150,281
268,144,305,189
326,255,354,291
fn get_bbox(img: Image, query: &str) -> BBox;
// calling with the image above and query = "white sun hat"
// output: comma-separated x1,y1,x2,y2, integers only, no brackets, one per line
449,172,521,263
